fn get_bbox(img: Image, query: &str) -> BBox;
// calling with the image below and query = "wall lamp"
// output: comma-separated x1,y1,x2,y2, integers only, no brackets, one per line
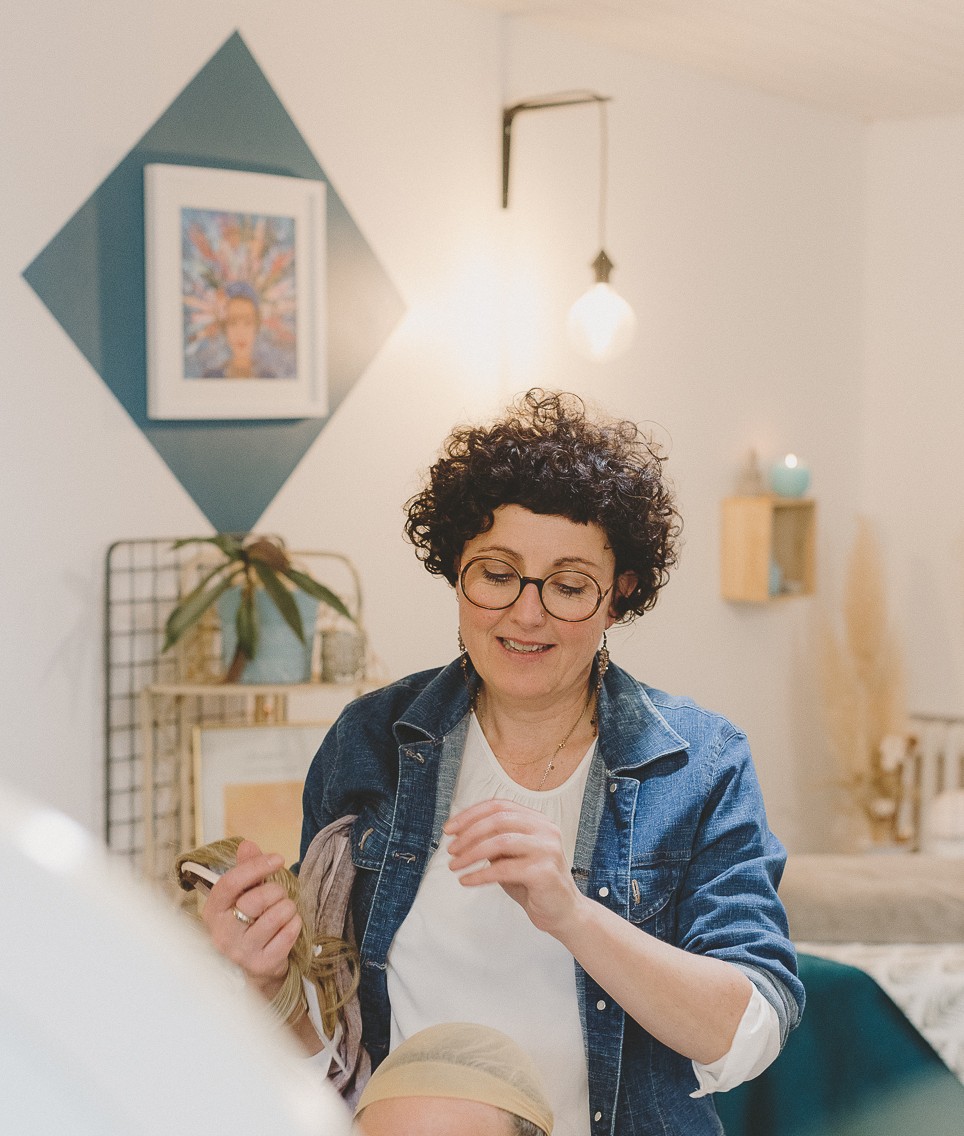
502,90,637,363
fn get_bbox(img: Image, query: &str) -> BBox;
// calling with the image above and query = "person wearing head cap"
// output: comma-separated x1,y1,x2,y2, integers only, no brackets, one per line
353,1022,552,1136
202,280,277,379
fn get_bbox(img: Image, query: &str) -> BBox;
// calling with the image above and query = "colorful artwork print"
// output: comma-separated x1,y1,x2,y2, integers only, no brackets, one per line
145,164,327,420
181,208,297,380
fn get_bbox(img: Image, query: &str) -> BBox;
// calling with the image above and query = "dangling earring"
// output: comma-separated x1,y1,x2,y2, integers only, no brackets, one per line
591,632,609,729
597,631,610,680
458,630,476,708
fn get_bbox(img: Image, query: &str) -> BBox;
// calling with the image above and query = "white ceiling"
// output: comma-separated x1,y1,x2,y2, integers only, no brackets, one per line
461,0,964,120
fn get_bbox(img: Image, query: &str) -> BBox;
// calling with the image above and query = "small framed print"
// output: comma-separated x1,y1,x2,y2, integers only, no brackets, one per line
191,721,329,867
145,163,328,420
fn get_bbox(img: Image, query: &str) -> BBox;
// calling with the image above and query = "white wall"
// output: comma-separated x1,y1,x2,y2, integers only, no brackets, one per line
863,116,964,720
1,2,878,853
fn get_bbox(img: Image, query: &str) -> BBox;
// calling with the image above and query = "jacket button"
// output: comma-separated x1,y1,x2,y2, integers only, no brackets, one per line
596,999,607,1010
609,782,617,792
594,1111,603,1122
597,886,609,898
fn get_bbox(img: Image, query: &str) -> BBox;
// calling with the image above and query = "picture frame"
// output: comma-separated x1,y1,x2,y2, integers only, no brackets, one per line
145,163,328,420
192,721,330,867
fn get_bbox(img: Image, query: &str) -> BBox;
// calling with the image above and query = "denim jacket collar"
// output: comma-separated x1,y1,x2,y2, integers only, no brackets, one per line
391,659,472,745
388,656,688,772
594,663,689,772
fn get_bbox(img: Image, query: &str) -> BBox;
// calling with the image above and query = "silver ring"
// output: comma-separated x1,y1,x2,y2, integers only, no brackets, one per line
232,906,254,926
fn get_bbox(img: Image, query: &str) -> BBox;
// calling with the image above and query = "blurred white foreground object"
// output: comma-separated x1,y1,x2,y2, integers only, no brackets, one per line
0,781,350,1136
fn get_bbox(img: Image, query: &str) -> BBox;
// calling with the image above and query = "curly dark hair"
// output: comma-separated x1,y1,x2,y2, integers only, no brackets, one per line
403,390,681,620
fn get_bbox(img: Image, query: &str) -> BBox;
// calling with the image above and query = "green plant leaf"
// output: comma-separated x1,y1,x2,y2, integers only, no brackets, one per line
163,570,238,651
171,534,244,560
165,559,233,621
254,561,305,642
283,567,354,622
235,589,259,660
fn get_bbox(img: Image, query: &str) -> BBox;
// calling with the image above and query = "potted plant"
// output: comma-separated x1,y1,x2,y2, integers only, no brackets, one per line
163,534,355,683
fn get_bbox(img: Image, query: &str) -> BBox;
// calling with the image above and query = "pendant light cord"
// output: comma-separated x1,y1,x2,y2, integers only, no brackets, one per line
598,98,608,253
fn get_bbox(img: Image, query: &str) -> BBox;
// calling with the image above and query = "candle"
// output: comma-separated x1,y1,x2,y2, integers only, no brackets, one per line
769,453,810,497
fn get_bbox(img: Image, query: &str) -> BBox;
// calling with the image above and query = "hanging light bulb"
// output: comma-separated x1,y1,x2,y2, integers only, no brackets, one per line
568,99,635,362
567,250,637,362
502,90,638,364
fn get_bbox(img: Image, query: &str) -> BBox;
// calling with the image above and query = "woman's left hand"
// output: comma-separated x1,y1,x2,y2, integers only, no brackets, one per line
444,798,582,937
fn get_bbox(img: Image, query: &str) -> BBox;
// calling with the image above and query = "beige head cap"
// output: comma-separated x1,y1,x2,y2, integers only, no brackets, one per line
355,1022,553,1133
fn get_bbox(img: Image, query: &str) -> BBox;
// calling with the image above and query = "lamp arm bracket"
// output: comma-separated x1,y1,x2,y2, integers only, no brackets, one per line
502,90,611,209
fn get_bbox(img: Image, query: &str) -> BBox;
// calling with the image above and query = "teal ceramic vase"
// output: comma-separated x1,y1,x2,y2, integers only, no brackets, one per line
216,588,318,683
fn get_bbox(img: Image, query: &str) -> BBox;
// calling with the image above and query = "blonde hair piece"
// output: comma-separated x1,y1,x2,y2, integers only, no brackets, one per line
173,836,359,1035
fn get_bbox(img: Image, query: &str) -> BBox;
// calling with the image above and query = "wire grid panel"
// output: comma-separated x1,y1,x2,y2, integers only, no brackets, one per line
104,539,238,867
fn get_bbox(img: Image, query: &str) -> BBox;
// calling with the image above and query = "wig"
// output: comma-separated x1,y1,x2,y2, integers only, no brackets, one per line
174,836,359,1038
403,389,682,620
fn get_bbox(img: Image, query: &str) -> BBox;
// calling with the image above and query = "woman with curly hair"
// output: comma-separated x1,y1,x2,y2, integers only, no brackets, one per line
202,391,803,1136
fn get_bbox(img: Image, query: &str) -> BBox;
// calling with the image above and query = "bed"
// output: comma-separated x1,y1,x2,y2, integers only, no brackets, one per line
715,853,964,1136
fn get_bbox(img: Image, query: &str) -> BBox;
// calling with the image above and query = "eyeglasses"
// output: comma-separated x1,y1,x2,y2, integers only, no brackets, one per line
459,557,612,622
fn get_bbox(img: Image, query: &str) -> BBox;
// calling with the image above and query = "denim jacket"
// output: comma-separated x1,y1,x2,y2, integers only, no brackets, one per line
300,660,804,1136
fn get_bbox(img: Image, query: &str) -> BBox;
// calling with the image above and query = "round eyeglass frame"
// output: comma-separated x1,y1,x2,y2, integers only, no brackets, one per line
458,556,613,622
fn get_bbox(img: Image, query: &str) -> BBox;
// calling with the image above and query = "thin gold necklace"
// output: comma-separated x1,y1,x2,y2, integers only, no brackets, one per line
476,689,596,791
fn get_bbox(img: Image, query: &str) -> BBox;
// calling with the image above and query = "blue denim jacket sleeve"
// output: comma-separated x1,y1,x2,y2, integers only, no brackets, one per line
673,723,803,1042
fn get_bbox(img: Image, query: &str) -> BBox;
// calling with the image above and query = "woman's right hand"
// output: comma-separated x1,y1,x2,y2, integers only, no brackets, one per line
200,839,303,1001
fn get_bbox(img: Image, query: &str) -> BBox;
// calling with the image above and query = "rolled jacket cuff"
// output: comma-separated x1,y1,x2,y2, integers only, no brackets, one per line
689,983,781,1098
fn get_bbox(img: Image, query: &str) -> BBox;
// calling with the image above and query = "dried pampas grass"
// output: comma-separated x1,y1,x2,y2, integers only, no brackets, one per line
820,518,910,845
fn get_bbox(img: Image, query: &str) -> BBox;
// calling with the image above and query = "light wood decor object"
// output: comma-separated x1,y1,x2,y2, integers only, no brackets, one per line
721,496,816,603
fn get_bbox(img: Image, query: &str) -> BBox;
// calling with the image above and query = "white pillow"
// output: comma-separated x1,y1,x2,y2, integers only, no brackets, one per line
922,789,964,858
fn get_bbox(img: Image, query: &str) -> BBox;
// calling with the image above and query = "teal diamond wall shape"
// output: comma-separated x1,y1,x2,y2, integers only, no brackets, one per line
23,32,405,533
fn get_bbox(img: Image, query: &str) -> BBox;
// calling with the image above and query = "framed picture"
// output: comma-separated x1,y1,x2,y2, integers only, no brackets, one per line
192,721,330,867
145,163,328,420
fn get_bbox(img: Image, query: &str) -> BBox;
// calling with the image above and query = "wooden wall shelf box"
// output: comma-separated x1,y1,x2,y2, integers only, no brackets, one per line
721,496,816,603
